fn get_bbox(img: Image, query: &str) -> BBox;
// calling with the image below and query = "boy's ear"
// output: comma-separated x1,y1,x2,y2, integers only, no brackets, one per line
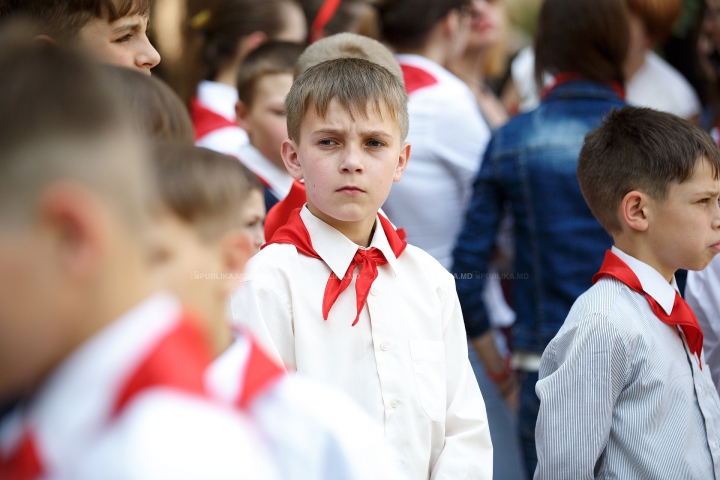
441,9,461,39
620,190,650,232
39,182,105,282
235,100,251,134
237,31,268,61
393,142,411,183
281,139,304,181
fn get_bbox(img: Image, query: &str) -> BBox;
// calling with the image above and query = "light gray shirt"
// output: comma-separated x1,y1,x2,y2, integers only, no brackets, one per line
535,247,720,479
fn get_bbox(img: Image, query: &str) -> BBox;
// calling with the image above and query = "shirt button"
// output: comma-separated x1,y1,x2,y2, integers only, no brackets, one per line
712,441,719,450
370,288,378,296
380,342,388,351
391,399,398,408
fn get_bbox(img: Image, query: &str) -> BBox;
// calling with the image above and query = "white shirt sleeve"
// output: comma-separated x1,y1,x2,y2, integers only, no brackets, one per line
686,258,720,395
230,278,295,370
431,273,494,479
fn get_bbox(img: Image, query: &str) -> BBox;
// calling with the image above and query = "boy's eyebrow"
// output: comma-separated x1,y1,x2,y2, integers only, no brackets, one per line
312,128,393,139
695,190,720,197
111,22,141,34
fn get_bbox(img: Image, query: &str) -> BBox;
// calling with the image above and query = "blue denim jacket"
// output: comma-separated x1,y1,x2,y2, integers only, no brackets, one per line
452,80,622,353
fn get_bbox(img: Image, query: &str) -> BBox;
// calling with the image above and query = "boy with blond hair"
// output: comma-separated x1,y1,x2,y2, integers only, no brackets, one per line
0,0,160,73
231,57,492,479
0,39,274,479
535,106,720,479
147,141,402,480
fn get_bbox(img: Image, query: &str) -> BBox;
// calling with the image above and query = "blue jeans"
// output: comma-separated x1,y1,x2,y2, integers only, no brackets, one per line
469,345,527,480
518,371,540,479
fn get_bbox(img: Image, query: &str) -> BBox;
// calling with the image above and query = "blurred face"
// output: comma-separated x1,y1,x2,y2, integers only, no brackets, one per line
274,1,308,44
147,211,247,355
465,0,503,52
242,189,266,252
240,73,293,169
0,226,66,398
282,98,410,238
703,0,720,52
78,14,160,74
645,157,720,276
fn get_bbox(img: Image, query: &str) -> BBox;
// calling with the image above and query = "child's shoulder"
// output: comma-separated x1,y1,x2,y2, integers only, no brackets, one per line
398,243,455,286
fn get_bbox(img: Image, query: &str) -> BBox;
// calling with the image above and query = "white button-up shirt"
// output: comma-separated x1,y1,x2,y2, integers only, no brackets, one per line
206,333,404,480
383,54,491,269
230,207,493,480
535,247,720,479
236,142,293,201
0,293,277,480
194,80,249,155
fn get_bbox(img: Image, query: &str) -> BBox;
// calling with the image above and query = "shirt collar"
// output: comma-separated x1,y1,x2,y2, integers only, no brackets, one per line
611,246,679,315
236,143,293,199
20,292,182,457
300,206,399,278
197,80,238,121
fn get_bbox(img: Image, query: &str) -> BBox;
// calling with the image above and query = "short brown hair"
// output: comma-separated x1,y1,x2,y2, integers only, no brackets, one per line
152,142,254,240
0,0,151,42
625,0,682,45
535,0,629,87
294,32,404,85
237,41,304,109
286,57,409,142
106,66,195,143
378,0,469,50
578,107,720,233
0,29,150,229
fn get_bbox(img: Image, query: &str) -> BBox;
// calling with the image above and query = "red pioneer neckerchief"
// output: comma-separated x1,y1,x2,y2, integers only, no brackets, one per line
234,335,285,410
190,97,238,141
592,250,703,368
263,208,407,326
0,430,43,480
540,72,625,101
310,0,342,43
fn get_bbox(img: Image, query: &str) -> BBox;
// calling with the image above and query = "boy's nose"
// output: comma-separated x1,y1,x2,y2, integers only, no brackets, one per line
137,38,161,73
339,145,364,172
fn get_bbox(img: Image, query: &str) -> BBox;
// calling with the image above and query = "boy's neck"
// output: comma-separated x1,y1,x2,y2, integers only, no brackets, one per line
613,238,676,282
306,202,377,247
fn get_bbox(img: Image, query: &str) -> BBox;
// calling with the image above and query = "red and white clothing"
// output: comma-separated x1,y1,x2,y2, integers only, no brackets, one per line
192,80,249,155
383,54,491,270
0,293,276,480
206,331,405,480
230,206,493,480
236,143,294,205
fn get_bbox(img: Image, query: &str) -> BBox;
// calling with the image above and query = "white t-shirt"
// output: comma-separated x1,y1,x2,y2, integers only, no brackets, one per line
626,51,701,119
194,80,249,155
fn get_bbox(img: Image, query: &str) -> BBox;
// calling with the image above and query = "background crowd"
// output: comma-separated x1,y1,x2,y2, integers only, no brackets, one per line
2,0,720,479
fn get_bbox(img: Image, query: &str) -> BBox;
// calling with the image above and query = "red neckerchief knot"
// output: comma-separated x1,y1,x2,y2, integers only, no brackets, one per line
0,428,43,480
592,250,704,368
263,208,407,326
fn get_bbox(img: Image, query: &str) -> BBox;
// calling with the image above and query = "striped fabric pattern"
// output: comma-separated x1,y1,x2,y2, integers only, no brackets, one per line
535,277,720,479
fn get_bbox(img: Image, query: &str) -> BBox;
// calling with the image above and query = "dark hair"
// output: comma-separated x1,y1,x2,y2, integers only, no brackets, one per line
105,66,195,143
378,0,468,50
578,107,720,233
0,27,150,228
534,0,630,87
181,0,288,103
151,141,253,240
0,0,151,42
237,41,304,108
300,0,379,40
626,0,682,45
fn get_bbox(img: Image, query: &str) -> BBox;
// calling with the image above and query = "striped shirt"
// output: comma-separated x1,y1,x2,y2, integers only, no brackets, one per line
535,247,720,479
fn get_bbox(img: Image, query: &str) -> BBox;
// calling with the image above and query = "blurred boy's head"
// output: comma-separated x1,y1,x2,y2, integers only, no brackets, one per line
107,65,195,143
282,58,410,237
148,142,256,354
0,37,152,398
294,32,404,84
578,107,720,276
0,0,160,73
236,41,304,169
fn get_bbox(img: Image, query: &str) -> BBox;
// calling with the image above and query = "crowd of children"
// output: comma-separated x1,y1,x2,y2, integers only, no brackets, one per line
3,0,720,479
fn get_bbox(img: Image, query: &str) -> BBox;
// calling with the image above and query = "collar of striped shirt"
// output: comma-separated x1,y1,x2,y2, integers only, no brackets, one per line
611,245,678,316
